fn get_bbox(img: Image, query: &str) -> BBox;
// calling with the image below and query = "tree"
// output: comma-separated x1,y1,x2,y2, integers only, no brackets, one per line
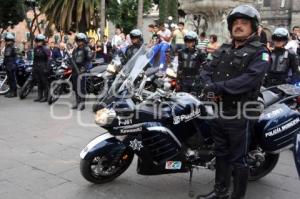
100,0,105,40
41,0,101,32
106,0,153,34
0,0,25,33
137,0,144,30
24,0,49,48
158,0,178,23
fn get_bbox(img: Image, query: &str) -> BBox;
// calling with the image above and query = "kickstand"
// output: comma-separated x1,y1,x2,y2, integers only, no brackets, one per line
188,168,194,198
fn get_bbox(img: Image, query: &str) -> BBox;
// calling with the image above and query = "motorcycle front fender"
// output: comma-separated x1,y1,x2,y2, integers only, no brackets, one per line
294,133,300,178
80,133,127,160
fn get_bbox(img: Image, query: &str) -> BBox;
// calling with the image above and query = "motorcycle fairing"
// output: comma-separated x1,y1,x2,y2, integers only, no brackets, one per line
255,103,300,152
80,133,127,160
294,132,300,178
121,122,187,175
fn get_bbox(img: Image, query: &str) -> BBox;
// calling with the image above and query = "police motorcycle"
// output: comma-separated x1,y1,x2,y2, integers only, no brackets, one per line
19,57,70,100
47,57,73,104
80,45,300,193
0,56,33,95
0,57,9,94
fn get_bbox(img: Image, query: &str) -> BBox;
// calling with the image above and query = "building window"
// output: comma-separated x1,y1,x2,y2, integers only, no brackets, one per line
263,0,271,7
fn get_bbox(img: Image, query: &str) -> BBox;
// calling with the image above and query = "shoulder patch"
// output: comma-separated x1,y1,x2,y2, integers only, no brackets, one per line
262,52,270,62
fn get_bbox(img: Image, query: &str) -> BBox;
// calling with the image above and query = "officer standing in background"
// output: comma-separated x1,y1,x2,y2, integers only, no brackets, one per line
71,33,93,111
264,28,299,87
3,33,17,98
33,34,51,102
177,31,206,95
199,5,270,199
121,29,143,65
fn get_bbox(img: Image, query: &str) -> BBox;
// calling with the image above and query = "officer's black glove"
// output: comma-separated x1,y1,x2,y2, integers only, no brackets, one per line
200,83,219,101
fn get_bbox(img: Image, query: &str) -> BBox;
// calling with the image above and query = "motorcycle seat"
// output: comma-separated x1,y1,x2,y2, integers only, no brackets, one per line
90,65,108,74
261,90,281,107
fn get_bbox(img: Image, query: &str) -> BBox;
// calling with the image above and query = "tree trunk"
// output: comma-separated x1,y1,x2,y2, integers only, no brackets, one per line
137,0,144,30
159,0,168,23
100,0,105,40
168,0,178,23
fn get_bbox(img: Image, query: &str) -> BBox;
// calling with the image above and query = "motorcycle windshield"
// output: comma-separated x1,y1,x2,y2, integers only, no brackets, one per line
103,44,156,104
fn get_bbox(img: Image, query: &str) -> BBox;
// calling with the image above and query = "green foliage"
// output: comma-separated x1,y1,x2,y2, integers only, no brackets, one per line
0,0,26,31
106,0,154,34
41,0,101,32
158,0,178,23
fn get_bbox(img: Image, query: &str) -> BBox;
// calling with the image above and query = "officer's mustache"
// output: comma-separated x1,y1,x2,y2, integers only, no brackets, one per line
234,28,244,33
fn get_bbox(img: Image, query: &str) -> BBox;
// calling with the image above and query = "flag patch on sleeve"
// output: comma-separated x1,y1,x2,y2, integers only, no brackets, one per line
262,53,270,61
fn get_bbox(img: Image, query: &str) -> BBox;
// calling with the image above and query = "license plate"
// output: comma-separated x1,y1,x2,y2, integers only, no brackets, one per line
165,161,182,170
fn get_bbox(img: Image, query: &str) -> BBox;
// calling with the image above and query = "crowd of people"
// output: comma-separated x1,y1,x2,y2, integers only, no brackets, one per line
1,4,300,199
1,7,300,107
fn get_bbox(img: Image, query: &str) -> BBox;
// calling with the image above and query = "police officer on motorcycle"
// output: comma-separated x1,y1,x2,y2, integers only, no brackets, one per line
199,5,270,199
33,34,51,102
71,33,93,111
264,28,299,87
3,33,18,98
177,31,206,95
119,29,143,65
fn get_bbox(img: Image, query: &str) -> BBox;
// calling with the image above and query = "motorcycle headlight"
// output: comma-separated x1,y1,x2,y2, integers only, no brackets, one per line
166,68,177,79
106,63,117,74
95,108,116,126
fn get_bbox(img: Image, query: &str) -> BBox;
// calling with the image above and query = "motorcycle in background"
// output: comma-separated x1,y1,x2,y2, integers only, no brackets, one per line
47,58,73,104
0,57,32,95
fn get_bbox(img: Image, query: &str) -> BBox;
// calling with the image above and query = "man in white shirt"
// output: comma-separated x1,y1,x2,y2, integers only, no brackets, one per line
155,22,172,69
111,28,123,50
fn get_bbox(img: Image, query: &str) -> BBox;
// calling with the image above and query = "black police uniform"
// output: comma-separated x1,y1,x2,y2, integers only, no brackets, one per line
119,43,142,65
200,36,270,198
72,45,93,109
33,45,51,101
264,48,299,87
177,47,206,95
3,43,17,97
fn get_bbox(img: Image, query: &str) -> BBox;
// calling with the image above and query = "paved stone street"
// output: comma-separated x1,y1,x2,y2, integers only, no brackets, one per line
0,91,300,199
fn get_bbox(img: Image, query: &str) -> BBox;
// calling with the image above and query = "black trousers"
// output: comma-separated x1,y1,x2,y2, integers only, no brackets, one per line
6,69,17,92
72,72,86,103
33,68,49,98
210,116,251,168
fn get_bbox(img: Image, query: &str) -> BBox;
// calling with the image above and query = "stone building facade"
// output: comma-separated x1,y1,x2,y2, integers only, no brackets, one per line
255,0,300,32
178,0,300,42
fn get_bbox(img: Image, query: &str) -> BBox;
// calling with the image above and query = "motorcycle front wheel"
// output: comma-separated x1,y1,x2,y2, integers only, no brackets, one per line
248,152,279,181
0,73,9,95
80,147,134,184
48,82,62,105
19,79,34,99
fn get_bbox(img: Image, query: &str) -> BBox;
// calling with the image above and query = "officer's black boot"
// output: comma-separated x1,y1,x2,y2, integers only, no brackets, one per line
6,90,17,98
5,91,11,97
40,89,48,102
197,158,231,199
34,88,43,102
231,167,249,199
78,97,85,111
72,95,79,109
